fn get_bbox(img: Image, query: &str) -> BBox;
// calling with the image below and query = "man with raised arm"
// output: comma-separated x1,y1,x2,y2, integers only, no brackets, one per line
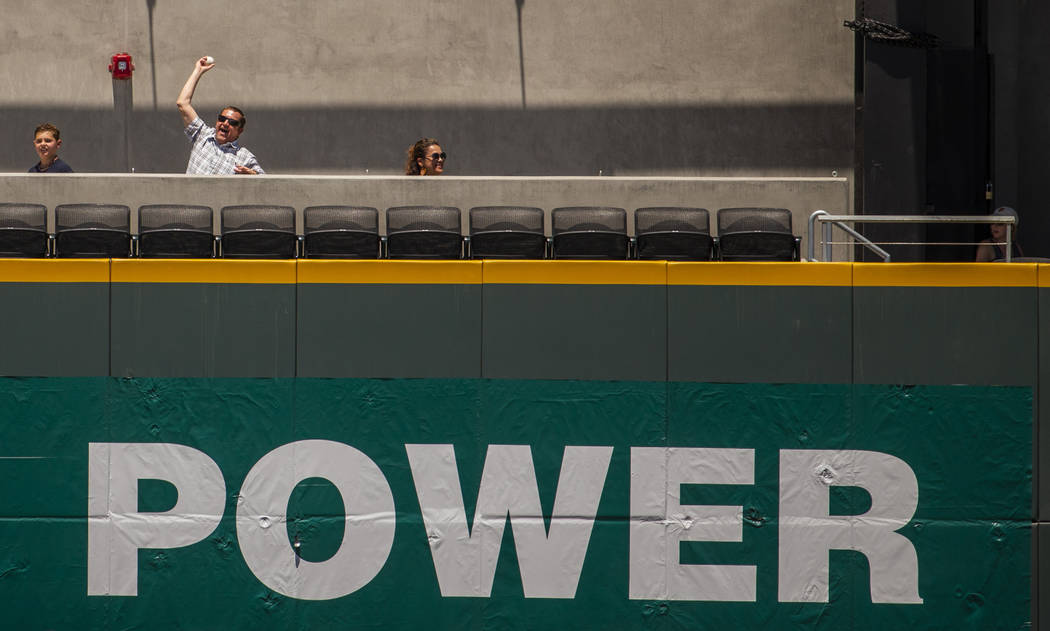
176,56,264,175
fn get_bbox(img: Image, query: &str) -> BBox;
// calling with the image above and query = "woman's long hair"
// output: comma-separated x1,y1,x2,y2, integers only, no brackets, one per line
405,138,440,175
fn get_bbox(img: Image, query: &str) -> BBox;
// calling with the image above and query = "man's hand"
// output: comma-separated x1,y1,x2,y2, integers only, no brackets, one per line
234,165,259,175
177,57,216,127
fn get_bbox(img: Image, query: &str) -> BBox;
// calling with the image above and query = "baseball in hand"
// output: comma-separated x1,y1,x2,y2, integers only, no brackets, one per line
204,56,215,64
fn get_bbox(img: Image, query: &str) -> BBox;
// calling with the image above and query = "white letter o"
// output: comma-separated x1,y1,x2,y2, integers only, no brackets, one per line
236,440,395,600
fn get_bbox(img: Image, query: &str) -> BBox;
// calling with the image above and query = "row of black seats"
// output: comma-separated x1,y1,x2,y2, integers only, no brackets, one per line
0,203,800,261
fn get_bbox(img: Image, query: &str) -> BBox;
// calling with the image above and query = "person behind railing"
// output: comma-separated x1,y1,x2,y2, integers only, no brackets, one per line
404,138,446,175
29,123,73,173
976,206,1023,262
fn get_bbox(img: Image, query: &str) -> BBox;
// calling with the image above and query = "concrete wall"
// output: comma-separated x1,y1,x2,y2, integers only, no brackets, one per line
0,0,854,179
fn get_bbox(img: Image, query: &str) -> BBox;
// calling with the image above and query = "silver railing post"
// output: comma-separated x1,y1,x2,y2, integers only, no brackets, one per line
823,220,833,262
807,210,827,261
1006,224,1013,262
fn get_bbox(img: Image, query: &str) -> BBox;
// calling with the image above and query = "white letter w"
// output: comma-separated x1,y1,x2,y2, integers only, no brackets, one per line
406,444,612,598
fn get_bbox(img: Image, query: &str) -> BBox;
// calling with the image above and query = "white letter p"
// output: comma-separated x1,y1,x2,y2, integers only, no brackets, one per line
87,442,226,596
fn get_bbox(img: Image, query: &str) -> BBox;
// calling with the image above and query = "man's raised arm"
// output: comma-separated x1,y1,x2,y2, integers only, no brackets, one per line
176,57,215,127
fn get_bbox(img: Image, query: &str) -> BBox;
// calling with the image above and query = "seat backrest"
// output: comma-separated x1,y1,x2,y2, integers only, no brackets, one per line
55,204,130,231
469,206,544,235
0,203,47,231
386,206,461,234
139,205,213,233
304,206,378,233
551,207,626,235
220,205,295,234
635,207,710,235
717,207,793,235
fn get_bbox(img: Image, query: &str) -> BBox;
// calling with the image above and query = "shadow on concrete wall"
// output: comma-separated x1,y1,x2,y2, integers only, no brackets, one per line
2,103,851,176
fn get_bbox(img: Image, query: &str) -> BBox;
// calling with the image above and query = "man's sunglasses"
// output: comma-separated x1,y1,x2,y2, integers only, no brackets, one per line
217,114,243,128
427,152,447,161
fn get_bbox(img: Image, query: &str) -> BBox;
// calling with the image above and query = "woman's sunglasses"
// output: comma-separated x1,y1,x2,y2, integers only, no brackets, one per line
427,152,447,161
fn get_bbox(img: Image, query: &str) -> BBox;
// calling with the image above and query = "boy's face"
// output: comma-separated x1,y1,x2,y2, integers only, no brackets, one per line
34,131,61,163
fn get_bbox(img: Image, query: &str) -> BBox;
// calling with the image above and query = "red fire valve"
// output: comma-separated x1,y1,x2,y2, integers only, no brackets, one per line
109,53,134,80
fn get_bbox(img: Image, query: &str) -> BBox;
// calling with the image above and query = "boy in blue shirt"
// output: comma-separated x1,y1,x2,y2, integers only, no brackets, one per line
29,123,73,173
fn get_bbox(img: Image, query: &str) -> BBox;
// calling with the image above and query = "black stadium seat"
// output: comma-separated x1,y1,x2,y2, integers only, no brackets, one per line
717,207,800,261
386,206,463,259
551,206,629,259
138,204,215,258
634,206,714,261
55,203,132,258
303,206,381,258
469,206,546,259
0,203,48,257
220,205,297,259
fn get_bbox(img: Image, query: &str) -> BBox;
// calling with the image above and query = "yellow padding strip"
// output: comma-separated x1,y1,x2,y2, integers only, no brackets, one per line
112,259,296,284
298,260,483,284
4,260,1041,287
483,260,666,285
668,262,852,286
0,259,109,283
854,263,1037,287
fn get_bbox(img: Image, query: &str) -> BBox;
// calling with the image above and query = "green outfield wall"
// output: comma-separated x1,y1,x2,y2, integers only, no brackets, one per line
0,260,1042,630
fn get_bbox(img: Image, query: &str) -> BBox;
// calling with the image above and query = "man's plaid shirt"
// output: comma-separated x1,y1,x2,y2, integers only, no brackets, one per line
184,117,264,175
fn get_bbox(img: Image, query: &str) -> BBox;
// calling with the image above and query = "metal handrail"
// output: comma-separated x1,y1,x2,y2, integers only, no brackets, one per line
807,211,1017,262
808,211,890,262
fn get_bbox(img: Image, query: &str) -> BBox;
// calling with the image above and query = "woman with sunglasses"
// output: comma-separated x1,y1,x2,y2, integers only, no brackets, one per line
405,138,446,175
